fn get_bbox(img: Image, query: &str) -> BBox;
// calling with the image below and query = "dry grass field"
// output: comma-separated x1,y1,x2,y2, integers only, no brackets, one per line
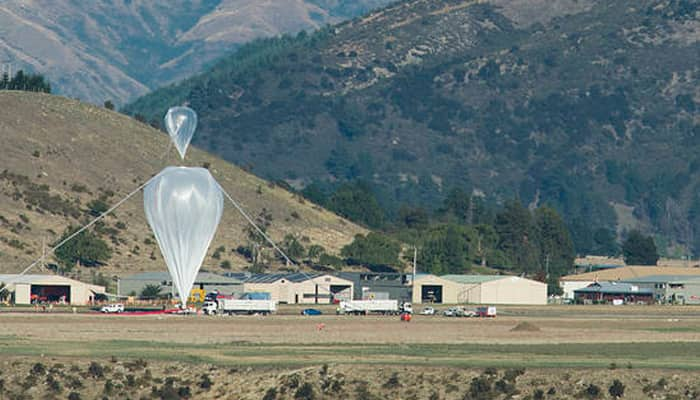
1,305,700,399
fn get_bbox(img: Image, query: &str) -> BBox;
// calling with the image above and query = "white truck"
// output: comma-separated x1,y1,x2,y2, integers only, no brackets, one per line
337,300,412,315
202,299,276,315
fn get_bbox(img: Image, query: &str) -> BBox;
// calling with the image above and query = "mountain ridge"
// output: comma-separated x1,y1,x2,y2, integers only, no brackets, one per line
0,0,393,105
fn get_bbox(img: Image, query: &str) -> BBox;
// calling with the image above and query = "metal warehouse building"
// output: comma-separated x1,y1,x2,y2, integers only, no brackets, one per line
337,272,413,302
559,266,700,300
412,274,547,305
119,271,243,298
0,274,106,305
229,273,353,304
620,275,700,304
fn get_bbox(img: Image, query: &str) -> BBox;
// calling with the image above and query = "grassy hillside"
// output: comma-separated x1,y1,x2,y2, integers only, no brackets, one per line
0,92,366,282
125,0,700,255
0,0,393,105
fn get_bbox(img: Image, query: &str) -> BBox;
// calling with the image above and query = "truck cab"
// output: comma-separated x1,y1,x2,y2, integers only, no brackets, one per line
202,301,218,315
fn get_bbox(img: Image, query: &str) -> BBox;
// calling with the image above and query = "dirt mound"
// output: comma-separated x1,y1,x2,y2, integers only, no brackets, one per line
510,322,541,332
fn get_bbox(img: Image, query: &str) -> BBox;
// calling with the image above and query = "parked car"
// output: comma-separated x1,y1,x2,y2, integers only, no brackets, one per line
443,307,460,317
301,308,322,316
420,307,436,315
100,303,124,314
462,309,477,317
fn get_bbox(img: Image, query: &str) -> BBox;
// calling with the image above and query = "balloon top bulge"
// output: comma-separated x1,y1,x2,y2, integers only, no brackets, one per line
144,166,224,308
164,106,197,160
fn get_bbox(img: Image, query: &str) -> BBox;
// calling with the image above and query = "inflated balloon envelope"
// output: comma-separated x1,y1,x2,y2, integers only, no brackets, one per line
164,106,197,159
144,167,223,306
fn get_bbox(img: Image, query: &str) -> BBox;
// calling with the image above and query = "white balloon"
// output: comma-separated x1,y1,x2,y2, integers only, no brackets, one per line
164,106,197,159
144,167,223,306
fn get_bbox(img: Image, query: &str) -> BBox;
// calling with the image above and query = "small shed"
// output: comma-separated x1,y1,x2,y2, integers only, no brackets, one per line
412,274,547,305
0,274,105,305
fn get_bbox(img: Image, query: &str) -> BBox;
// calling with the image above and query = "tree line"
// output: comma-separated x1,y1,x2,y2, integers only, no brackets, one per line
0,70,51,93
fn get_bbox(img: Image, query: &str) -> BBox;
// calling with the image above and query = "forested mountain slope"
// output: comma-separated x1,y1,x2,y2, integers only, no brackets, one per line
125,0,699,255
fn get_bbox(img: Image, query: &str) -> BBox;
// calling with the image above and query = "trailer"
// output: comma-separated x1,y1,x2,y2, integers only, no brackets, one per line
202,299,276,315
337,300,412,315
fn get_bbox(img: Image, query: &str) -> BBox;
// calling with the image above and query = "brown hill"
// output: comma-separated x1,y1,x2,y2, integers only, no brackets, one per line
0,91,366,281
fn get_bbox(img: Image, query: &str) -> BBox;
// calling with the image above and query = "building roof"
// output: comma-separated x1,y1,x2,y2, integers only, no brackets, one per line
441,274,506,284
225,272,338,284
574,282,654,295
122,271,242,284
0,274,105,291
620,275,700,284
560,266,700,282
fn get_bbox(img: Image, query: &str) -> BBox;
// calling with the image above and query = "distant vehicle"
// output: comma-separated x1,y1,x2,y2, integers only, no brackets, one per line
301,308,322,316
202,299,276,315
443,307,460,317
337,300,412,315
100,303,124,314
420,307,436,315
462,309,477,318
475,306,497,318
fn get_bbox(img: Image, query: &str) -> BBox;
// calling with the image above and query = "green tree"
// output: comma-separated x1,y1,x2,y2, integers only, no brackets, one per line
53,227,112,269
341,233,401,270
328,181,385,228
592,228,619,256
87,199,109,217
103,100,115,110
282,234,305,262
495,200,539,273
418,224,474,275
0,282,9,302
441,188,471,223
534,206,575,278
397,205,429,229
307,244,326,262
140,284,162,299
622,230,658,265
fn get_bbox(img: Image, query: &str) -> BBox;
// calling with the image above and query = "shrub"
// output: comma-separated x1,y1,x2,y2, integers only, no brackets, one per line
503,368,525,382
199,374,212,390
466,376,495,400
609,379,625,398
533,388,544,400
68,392,81,400
220,260,232,269
383,372,401,389
294,382,315,399
47,375,62,393
584,384,601,399
104,379,114,395
263,388,278,400
88,362,104,378
32,362,46,374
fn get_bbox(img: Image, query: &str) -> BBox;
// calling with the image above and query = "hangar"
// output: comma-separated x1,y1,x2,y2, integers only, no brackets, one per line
412,274,547,305
0,274,106,305
119,271,243,298
229,273,354,304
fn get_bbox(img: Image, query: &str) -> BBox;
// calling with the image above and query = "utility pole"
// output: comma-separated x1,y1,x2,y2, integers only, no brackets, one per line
412,245,417,281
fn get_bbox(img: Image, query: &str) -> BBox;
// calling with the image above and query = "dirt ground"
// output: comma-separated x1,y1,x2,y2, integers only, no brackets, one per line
1,306,700,399
2,308,700,345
